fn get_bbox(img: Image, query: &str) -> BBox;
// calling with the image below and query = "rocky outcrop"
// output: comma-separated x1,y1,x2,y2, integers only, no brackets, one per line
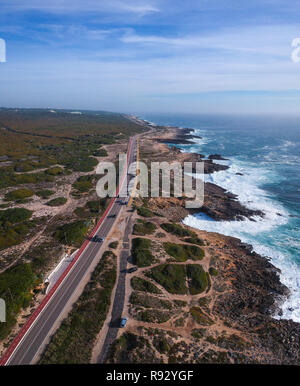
208,154,228,161
203,160,229,174
200,182,264,221
210,234,300,364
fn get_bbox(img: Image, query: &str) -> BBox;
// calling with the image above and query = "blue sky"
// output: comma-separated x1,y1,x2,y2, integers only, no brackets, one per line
0,0,300,114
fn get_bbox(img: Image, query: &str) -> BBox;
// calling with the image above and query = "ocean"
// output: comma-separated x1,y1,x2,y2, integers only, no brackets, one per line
141,113,300,323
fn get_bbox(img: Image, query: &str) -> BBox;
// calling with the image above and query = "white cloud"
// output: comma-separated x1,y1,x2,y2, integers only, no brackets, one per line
113,1,159,15
120,24,299,59
0,0,160,15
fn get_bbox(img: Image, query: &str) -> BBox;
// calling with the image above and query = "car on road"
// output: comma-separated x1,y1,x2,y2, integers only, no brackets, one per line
108,214,116,218
127,267,138,273
120,317,128,328
92,235,104,243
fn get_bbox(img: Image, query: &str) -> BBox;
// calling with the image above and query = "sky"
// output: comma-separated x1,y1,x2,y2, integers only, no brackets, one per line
0,0,300,114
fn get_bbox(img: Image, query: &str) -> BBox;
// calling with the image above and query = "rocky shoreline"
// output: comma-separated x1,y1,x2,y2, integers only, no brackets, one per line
126,118,300,364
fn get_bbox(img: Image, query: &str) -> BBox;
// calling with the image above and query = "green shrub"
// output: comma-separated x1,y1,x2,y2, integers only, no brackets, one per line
187,265,208,294
189,306,214,326
161,223,193,237
131,238,156,267
74,207,90,218
45,166,64,175
191,329,205,339
35,189,55,199
73,180,93,193
137,207,154,218
93,148,108,157
184,244,205,260
137,309,171,323
133,220,156,235
133,250,155,267
163,243,187,262
5,188,34,201
109,241,118,249
54,220,89,245
46,197,67,206
147,264,187,294
153,337,170,353
0,208,32,224
0,223,33,250
130,292,172,309
185,236,204,246
209,267,219,276
0,263,38,339
0,208,34,250
131,277,161,294
86,199,108,213
163,242,204,261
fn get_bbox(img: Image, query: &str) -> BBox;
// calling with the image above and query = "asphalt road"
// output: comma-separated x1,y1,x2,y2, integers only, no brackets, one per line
1,135,137,366
97,214,134,363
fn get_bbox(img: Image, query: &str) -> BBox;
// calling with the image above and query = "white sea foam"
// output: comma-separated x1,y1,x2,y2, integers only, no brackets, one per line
183,156,300,322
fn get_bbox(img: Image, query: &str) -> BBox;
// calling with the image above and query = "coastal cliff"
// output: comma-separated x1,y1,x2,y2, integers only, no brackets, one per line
107,121,300,365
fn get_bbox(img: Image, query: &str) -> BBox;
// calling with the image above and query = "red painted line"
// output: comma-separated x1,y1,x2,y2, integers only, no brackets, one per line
0,137,134,366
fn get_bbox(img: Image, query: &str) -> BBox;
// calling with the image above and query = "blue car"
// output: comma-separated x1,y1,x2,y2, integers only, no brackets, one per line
120,317,128,328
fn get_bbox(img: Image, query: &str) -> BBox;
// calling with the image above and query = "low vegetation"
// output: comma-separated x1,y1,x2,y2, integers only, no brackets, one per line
137,206,154,218
133,220,156,236
109,241,118,249
147,264,187,294
136,309,172,324
35,189,55,199
46,197,67,206
40,251,117,364
160,223,194,237
189,306,214,326
130,277,161,294
185,236,204,246
209,267,219,276
163,242,204,262
130,292,172,310
131,237,156,267
54,220,89,246
72,175,94,193
187,265,208,294
0,208,34,250
45,166,64,176
93,148,108,157
5,188,34,202
0,263,39,339
107,332,158,363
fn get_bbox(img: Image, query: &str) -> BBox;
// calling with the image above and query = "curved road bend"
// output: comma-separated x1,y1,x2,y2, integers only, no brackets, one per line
1,135,137,366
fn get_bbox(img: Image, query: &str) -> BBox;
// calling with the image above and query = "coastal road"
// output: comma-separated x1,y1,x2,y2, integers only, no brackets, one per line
97,138,140,363
97,214,134,363
0,135,137,366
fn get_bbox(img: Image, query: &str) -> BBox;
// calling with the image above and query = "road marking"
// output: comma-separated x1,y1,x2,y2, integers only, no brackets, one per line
0,137,135,366
128,138,139,207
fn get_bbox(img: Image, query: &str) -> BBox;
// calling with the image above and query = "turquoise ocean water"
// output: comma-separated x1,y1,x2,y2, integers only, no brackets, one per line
141,113,300,322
